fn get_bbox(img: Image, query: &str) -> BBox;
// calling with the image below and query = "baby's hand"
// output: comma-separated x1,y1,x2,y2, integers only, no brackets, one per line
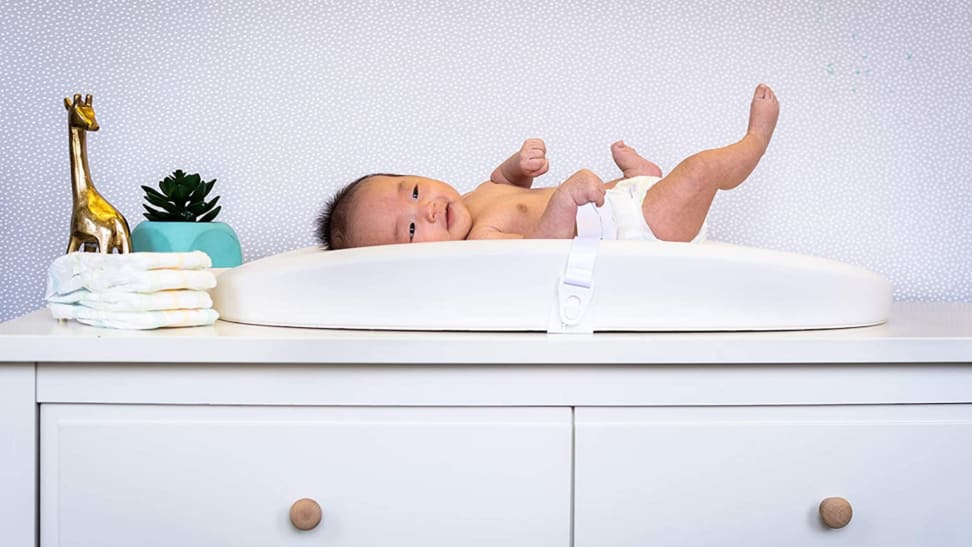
529,169,607,239
518,138,549,178
558,169,606,207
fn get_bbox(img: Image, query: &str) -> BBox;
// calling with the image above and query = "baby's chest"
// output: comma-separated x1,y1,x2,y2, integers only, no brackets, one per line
468,192,549,234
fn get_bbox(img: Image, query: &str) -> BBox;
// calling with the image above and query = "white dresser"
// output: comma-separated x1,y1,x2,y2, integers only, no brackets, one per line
2,302,971,547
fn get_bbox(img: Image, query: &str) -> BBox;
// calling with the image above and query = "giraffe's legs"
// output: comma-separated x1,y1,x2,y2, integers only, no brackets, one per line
114,219,132,253
66,234,84,253
96,231,112,254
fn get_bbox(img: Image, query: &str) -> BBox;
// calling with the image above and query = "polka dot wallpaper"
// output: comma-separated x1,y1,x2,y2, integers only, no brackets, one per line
1,0,969,322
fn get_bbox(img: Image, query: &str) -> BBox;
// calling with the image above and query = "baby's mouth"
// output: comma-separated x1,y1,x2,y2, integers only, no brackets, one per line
446,203,453,230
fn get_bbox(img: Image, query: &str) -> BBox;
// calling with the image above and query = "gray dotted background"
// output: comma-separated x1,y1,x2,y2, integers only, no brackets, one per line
1,0,970,322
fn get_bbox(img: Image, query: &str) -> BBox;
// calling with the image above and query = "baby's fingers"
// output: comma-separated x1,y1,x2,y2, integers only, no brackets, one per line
522,137,546,154
589,185,606,207
583,177,606,206
534,158,551,176
521,156,549,176
572,183,605,207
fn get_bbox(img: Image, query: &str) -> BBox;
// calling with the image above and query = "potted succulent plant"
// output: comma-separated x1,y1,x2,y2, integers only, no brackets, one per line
131,170,242,267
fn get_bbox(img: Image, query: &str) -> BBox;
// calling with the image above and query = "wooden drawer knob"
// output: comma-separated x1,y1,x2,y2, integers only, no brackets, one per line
819,496,853,529
289,498,323,531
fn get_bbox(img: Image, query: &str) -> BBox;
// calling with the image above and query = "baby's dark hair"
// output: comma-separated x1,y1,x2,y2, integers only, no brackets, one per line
316,173,403,250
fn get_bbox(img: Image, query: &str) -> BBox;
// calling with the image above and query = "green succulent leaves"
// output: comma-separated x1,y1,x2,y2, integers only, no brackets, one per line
141,170,221,222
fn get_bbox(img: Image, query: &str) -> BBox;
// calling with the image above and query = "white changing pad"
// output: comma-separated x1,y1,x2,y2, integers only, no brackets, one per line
211,240,892,332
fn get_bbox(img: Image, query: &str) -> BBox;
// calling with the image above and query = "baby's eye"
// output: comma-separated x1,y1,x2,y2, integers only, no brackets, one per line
411,185,419,199
408,222,416,242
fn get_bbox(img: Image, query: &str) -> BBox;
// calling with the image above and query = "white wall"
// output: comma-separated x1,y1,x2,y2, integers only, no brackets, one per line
1,0,969,321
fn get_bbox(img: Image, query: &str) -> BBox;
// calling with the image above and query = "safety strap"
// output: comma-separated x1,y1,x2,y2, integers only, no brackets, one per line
547,204,602,334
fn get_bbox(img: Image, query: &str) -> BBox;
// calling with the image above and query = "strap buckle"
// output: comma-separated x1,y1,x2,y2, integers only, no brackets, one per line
548,234,599,334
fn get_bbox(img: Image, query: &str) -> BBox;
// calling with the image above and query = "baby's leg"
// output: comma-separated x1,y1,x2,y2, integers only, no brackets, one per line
610,140,662,179
641,84,779,241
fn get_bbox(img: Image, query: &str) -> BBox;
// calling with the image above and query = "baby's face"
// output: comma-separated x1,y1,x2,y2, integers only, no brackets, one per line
347,175,473,247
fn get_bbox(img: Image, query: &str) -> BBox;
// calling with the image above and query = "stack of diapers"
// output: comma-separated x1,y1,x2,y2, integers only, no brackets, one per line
46,251,219,329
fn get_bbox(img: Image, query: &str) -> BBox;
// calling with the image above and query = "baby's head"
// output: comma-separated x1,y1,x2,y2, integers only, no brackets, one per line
317,173,473,249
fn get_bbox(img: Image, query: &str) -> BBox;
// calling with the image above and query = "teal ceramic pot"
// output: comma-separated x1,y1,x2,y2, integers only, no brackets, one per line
131,221,243,267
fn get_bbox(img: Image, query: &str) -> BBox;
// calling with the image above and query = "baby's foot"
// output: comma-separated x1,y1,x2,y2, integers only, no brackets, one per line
611,140,663,178
747,84,779,147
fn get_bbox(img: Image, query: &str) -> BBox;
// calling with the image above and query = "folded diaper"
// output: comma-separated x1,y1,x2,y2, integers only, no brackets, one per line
50,268,217,295
47,251,217,297
45,251,221,330
52,250,212,276
48,303,219,330
46,289,213,312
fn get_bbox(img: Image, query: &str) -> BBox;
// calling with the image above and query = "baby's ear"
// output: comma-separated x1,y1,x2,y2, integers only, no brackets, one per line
330,232,347,250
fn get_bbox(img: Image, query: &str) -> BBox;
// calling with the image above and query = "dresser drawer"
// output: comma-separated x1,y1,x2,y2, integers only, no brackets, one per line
41,405,571,547
575,405,972,547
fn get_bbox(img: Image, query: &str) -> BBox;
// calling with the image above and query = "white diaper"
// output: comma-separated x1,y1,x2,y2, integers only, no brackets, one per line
575,176,707,242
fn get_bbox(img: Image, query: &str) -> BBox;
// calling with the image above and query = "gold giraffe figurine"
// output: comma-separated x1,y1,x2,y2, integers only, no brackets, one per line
64,93,132,254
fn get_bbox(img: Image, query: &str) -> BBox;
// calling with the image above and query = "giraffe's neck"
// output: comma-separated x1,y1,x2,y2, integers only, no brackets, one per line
68,126,94,201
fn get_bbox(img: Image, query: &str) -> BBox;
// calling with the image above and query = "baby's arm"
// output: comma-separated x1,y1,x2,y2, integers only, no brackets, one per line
490,138,549,188
467,171,604,240
527,169,606,239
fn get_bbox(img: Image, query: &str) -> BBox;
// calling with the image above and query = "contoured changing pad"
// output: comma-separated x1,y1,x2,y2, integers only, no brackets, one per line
211,240,892,332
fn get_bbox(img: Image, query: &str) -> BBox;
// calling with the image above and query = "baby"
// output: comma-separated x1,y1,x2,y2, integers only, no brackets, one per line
318,84,779,249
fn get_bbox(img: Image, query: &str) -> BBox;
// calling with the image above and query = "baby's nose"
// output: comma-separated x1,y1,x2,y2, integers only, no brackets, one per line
424,200,442,222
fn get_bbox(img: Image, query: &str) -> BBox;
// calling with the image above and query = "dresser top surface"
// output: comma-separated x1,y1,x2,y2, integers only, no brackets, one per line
1,302,969,364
